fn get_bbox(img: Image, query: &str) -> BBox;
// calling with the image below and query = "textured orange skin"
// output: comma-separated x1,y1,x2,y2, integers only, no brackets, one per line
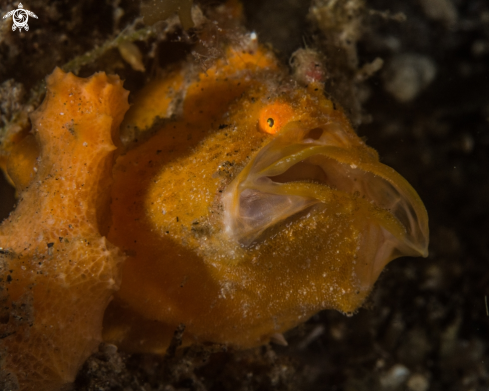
6,134,39,191
103,45,428,353
0,69,129,391
0,116,33,188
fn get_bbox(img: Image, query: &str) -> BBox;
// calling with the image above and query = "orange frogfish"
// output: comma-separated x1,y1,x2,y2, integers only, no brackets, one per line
0,22,428,391
102,37,428,352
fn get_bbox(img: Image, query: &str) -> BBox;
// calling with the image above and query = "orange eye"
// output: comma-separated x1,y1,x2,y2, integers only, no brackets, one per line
258,102,294,134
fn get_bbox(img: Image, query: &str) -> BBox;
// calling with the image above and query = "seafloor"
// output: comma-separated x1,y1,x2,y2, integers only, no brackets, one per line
0,0,488,390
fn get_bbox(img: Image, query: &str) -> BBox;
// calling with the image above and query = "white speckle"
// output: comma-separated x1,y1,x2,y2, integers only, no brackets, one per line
350,163,357,169
162,209,166,215
250,31,257,40
83,142,88,147
60,112,64,115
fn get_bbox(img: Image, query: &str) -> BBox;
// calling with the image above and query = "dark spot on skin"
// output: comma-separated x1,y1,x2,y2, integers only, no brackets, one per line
267,118,274,127
47,243,54,248
176,217,179,222
6,275,12,283
218,124,229,129
59,237,63,242
156,150,162,155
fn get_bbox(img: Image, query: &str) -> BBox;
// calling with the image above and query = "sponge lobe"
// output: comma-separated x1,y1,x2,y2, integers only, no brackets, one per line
0,68,129,391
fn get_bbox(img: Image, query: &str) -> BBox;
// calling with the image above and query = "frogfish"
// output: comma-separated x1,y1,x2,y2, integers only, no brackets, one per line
0,12,428,391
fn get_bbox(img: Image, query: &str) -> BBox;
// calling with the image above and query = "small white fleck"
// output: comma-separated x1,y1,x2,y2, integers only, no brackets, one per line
350,163,357,169
60,112,64,115
83,142,88,147
250,31,257,40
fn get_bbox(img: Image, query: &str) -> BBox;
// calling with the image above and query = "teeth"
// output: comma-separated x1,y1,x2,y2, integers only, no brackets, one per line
223,122,428,262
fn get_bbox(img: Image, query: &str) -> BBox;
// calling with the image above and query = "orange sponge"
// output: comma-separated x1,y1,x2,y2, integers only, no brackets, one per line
0,68,129,391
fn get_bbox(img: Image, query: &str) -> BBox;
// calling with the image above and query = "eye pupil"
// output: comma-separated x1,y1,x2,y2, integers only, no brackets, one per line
267,118,274,127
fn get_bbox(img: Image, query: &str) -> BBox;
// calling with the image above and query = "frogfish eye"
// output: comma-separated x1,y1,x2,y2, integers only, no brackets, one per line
258,102,294,134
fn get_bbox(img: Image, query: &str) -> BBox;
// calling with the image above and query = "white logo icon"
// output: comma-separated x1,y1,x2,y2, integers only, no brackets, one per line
3,3,38,32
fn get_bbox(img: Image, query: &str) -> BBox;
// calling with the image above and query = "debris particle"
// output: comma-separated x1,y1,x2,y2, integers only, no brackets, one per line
383,54,437,102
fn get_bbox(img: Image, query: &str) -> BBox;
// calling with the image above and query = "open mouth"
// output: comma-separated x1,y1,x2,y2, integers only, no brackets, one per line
223,121,429,272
